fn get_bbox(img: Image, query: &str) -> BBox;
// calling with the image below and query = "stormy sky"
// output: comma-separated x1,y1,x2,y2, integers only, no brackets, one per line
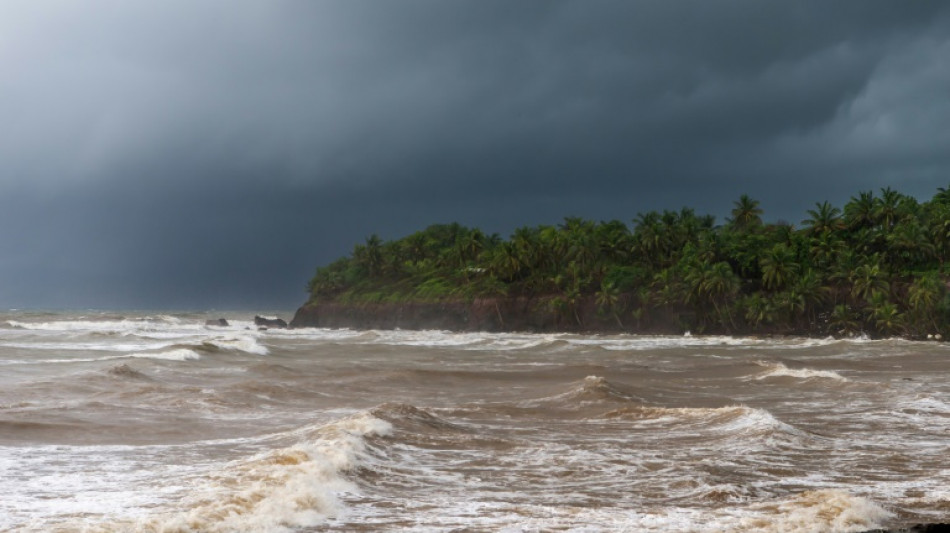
1,1,949,310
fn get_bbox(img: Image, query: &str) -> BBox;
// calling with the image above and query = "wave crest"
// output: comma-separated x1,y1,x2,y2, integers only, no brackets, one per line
523,376,641,408
371,402,463,433
130,413,391,533
739,489,893,533
754,362,848,382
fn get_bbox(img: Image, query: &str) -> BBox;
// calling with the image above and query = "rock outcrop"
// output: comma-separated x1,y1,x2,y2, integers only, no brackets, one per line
254,315,288,329
289,297,688,334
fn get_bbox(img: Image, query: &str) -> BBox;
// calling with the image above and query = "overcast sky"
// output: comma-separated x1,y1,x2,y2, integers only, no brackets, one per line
1,1,948,310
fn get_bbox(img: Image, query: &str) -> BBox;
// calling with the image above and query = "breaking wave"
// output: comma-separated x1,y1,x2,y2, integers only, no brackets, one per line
86,412,392,533
126,348,202,362
754,361,848,381
736,489,893,533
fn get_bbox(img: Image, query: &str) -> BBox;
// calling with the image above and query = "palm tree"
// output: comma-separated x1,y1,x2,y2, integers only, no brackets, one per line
874,187,905,230
844,190,875,230
927,203,950,265
487,242,522,281
775,289,806,329
760,244,800,291
870,296,904,337
729,194,763,229
828,304,860,337
907,273,944,332
850,262,890,302
934,186,950,205
809,231,845,272
633,211,666,266
793,269,829,325
595,281,624,328
354,234,384,277
802,201,844,235
743,293,776,329
702,261,740,328
886,219,935,268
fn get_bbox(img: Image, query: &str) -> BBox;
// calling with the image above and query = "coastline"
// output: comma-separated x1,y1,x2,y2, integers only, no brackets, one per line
289,297,932,340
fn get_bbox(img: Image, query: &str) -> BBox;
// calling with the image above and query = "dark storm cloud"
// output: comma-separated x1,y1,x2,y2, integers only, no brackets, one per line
1,1,948,308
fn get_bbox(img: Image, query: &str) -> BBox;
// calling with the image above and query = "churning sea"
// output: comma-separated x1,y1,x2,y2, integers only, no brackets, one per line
1,310,948,532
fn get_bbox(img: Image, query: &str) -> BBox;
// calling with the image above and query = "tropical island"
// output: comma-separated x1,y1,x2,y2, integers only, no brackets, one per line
291,187,950,339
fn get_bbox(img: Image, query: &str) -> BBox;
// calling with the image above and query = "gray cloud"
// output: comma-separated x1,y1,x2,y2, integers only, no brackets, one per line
1,1,948,309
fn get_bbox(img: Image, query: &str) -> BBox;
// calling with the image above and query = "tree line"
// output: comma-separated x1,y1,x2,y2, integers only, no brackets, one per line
307,187,950,337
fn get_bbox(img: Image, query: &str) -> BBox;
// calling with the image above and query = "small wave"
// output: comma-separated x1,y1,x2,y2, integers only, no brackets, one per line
604,403,814,444
738,489,893,533
6,316,188,333
244,363,298,376
714,406,809,439
522,376,642,408
754,362,848,382
605,404,756,422
106,363,152,380
370,402,464,433
201,336,269,356
126,348,202,362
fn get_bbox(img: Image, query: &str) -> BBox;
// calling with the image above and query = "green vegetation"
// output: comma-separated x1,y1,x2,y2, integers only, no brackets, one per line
307,187,950,337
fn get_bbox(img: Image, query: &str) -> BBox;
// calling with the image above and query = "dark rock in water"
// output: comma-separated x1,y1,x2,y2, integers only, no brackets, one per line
254,315,288,329
861,524,950,533
205,318,229,327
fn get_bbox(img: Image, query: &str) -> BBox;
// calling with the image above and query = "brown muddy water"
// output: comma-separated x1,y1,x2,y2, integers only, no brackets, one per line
1,311,948,532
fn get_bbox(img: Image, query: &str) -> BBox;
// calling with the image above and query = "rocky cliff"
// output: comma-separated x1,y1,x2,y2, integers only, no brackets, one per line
290,296,688,334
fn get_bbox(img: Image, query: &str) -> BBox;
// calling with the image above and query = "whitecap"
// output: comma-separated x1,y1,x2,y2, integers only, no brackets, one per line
737,489,893,533
204,335,269,356
130,412,391,533
126,349,202,362
754,361,848,382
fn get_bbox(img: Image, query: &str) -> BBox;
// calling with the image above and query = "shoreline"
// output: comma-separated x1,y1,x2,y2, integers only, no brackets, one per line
289,299,941,342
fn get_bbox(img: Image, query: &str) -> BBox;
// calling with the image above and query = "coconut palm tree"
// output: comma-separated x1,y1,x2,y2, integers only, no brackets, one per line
874,187,905,230
870,296,904,337
595,281,624,328
729,194,763,229
742,293,776,329
828,304,860,337
802,201,844,235
907,273,944,333
851,262,890,302
760,244,800,291
844,190,876,230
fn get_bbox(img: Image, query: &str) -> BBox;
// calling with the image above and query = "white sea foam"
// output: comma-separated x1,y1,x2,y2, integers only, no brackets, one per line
6,317,199,334
204,335,270,356
7,413,392,533
0,340,178,352
754,361,849,381
735,489,893,533
714,406,808,439
126,348,202,362
898,395,950,415
131,413,391,533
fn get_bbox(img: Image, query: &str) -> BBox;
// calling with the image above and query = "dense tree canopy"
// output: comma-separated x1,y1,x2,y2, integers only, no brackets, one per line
307,187,950,337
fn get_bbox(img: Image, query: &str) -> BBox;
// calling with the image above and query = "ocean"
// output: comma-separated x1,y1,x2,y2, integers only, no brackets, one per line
1,310,948,532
